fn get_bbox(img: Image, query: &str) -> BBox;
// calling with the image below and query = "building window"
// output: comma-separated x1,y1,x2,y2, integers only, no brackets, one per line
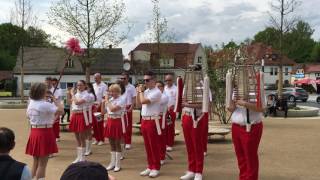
60,82,67,89
23,83,31,90
197,56,202,64
270,67,274,75
275,68,278,76
315,73,320,77
67,58,74,68
285,68,289,76
160,58,174,68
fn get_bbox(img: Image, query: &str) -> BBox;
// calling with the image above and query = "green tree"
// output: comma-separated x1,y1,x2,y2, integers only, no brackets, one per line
311,41,320,62
0,23,54,70
284,21,315,63
254,27,280,49
223,40,239,49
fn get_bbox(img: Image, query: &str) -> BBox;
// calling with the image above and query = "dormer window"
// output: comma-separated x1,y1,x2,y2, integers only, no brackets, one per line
67,58,74,68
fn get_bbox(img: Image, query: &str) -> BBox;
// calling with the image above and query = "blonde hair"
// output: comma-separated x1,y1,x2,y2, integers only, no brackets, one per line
108,84,121,94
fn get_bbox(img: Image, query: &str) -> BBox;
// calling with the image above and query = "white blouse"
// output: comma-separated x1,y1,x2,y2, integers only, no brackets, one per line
27,99,58,125
71,91,91,111
106,96,126,115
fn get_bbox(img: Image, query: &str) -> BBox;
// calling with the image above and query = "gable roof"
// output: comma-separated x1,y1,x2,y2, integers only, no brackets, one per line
131,43,200,56
13,47,123,75
303,63,320,73
245,43,296,66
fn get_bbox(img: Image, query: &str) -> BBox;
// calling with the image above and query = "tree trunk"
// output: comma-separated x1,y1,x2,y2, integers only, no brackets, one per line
20,46,25,102
85,65,91,83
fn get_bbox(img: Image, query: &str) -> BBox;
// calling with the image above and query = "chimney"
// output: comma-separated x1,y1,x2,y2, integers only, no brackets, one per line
109,44,112,49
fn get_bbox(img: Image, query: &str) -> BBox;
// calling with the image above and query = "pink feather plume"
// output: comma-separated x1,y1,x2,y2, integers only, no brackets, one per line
65,38,83,55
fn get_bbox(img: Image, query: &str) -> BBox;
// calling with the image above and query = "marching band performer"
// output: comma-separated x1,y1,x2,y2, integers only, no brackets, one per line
84,83,98,156
136,71,162,178
180,75,210,180
164,74,177,152
51,78,63,142
156,81,169,165
93,73,108,146
26,82,63,180
69,80,92,163
103,84,126,172
120,72,137,150
226,61,266,180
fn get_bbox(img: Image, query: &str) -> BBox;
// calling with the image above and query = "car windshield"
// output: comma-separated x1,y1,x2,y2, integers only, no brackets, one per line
296,89,306,93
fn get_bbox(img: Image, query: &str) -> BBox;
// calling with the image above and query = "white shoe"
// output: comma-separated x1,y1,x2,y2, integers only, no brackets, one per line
125,144,131,150
180,171,195,180
106,152,116,170
92,140,98,145
114,152,121,172
194,173,202,180
149,170,160,178
160,160,165,165
166,146,173,152
72,147,82,163
140,168,151,176
78,147,86,162
97,141,105,146
84,140,92,156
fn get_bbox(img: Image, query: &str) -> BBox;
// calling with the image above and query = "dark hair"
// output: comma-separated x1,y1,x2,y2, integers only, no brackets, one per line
67,83,74,88
60,161,109,180
144,71,155,78
52,78,58,82
156,81,164,87
0,127,15,153
86,83,97,101
121,72,130,78
116,80,126,95
29,82,47,100
77,80,86,86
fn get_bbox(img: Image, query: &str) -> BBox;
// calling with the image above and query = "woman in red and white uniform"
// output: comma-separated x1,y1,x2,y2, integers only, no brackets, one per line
69,80,91,163
103,84,126,172
84,82,97,156
156,81,169,165
26,82,63,180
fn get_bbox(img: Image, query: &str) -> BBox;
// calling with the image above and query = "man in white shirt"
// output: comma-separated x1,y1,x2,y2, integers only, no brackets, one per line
164,74,177,151
136,71,162,178
48,77,62,142
93,73,108,145
120,72,137,150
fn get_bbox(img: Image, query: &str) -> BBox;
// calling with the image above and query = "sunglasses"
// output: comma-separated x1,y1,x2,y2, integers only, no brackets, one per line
144,78,151,82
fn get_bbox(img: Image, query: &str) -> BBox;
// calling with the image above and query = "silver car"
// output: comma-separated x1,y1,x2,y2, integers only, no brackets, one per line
269,87,309,102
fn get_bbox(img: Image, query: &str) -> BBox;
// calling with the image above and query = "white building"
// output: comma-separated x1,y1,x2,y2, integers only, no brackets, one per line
13,47,124,96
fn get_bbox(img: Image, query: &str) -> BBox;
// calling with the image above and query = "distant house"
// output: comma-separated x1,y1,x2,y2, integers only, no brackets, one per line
292,63,320,81
13,47,123,96
129,43,207,80
245,43,296,86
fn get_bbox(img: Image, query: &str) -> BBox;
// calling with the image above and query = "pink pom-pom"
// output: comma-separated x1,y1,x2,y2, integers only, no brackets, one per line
65,38,83,55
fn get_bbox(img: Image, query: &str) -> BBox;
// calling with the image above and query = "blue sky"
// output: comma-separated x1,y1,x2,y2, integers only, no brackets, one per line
1,0,319,55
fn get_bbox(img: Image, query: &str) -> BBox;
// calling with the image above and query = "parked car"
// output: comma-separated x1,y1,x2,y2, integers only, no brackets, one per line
268,87,309,102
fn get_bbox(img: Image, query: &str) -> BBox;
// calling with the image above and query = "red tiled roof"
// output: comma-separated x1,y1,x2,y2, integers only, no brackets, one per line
246,43,296,66
0,71,13,81
130,43,201,68
304,63,320,73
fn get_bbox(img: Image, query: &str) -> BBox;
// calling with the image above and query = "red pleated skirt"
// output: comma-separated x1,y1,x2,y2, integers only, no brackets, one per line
25,128,58,157
69,112,91,132
104,118,123,139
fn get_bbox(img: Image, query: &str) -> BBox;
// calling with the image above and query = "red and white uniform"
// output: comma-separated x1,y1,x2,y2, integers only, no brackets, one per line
159,93,169,161
93,82,107,142
50,87,62,139
231,107,263,180
164,85,177,148
123,83,137,145
141,87,162,171
104,96,126,139
69,91,91,132
25,100,58,156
